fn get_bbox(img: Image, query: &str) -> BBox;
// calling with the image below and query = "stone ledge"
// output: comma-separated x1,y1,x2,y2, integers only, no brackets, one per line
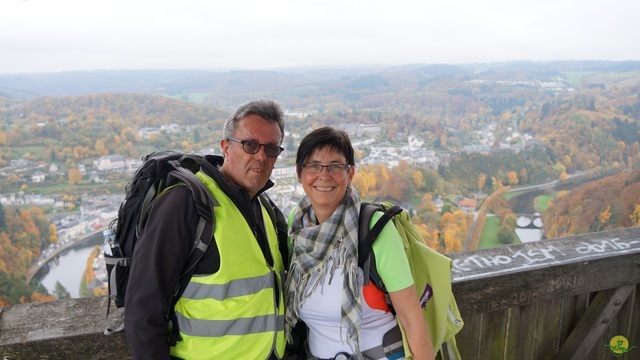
0,296,131,359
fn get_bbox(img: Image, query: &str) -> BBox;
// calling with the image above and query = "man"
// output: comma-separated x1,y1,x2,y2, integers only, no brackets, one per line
124,99,287,359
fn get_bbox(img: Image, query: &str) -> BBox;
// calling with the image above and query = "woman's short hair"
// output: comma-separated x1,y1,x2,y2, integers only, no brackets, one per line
296,127,355,173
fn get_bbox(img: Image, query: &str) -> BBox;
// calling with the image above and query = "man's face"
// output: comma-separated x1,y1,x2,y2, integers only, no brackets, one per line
220,115,282,198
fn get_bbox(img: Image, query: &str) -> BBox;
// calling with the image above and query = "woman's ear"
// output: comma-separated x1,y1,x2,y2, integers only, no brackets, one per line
347,165,355,184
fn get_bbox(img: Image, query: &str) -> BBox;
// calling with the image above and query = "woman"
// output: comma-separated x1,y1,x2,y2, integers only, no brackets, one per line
285,127,434,360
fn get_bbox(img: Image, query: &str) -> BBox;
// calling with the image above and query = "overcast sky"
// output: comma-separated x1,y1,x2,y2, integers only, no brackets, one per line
2,0,639,74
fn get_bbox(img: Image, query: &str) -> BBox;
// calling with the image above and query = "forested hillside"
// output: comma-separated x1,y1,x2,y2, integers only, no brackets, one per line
1,94,228,162
0,203,55,305
440,148,556,192
519,88,640,172
543,169,640,238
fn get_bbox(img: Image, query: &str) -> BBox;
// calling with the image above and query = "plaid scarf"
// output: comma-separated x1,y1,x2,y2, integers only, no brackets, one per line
285,186,363,358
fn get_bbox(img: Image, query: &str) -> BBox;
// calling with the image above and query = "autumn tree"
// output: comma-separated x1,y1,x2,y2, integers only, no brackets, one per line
379,173,408,203
483,191,508,213
181,140,193,152
375,164,390,184
412,170,424,189
415,221,439,250
68,168,83,184
94,140,108,156
598,205,611,231
519,168,528,184
478,173,487,191
121,127,138,142
439,133,447,148
416,193,435,212
352,172,371,197
439,211,465,253
631,204,640,227
49,223,58,243
29,292,56,303
73,145,90,159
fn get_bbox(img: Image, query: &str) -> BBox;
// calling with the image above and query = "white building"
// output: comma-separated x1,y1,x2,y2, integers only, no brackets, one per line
94,155,126,172
32,171,46,183
271,166,297,180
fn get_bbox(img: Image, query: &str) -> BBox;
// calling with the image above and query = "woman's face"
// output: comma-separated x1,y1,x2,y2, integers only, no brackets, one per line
298,146,355,219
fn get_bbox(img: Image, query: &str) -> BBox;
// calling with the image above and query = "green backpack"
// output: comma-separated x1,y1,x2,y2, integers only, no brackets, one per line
358,202,464,359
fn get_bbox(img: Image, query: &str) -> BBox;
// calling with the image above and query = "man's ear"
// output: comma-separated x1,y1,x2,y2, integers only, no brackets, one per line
220,138,229,158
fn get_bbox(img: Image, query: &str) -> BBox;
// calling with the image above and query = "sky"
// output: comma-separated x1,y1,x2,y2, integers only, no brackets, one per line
2,0,639,74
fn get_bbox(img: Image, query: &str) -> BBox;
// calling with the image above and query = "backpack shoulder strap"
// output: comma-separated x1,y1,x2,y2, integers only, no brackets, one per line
164,165,219,346
358,202,402,287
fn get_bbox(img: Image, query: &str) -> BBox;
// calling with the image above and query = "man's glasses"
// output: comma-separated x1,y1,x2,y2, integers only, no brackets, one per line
302,163,351,175
227,138,284,158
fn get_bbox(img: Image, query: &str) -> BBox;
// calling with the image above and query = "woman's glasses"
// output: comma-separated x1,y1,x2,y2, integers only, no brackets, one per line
227,138,284,158
301,163,351,175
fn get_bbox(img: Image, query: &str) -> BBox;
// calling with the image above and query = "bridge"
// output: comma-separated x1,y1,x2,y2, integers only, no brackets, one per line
2,226,640,359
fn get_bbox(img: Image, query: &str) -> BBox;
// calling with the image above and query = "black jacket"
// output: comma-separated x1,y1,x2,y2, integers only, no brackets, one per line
124,155,280,360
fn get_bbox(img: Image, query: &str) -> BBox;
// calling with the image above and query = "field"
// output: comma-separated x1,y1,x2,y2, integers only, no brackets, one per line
478,215,501,249
535,192,557,213
478,214,523,249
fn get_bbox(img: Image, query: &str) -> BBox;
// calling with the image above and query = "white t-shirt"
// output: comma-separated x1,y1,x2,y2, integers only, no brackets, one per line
298,215,413,359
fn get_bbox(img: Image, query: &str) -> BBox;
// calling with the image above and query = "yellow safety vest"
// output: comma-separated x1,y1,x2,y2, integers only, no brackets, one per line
170,172,286,359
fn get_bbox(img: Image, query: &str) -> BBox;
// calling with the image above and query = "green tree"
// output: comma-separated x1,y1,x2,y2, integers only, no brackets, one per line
504,214,518,231
0,271,34,305
0,203,6,232
53,281,71,300
497,225,515,244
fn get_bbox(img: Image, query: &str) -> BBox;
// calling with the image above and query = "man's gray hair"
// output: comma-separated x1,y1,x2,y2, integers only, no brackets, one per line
223,99,285,144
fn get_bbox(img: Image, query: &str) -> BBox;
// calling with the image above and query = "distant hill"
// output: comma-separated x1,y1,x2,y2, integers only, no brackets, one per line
2,61,639,102
0,70,213,99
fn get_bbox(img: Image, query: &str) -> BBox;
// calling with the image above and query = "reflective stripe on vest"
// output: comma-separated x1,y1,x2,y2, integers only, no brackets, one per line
170,172,286,359
181,272,274,300
177,313,286,337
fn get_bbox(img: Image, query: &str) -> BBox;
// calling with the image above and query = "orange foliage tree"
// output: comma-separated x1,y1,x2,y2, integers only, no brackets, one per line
68,168,83,184
631,205,640,227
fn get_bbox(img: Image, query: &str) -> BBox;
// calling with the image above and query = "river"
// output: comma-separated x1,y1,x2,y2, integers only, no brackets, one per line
33,233,103,298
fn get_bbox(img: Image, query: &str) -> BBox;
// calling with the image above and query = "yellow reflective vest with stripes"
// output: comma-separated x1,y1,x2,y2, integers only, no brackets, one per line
170,172,286,359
